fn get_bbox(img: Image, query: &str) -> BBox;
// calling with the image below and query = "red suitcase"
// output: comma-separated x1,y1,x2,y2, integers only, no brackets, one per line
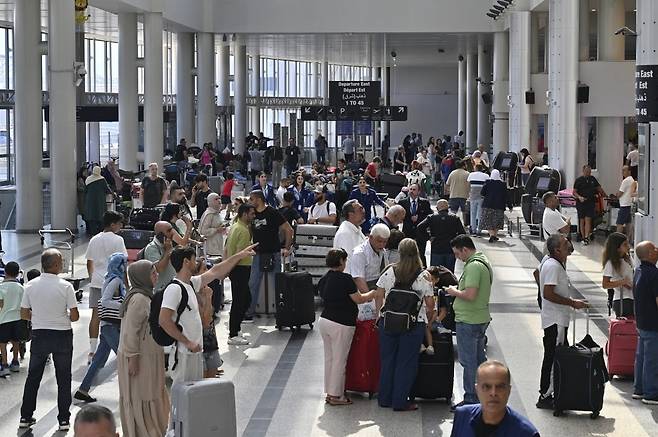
606,298,638,378
345,319,380,398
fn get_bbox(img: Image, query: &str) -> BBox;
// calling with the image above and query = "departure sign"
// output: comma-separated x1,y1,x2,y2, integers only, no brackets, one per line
301,105,407,121
636,65,658,123
329,81,381,107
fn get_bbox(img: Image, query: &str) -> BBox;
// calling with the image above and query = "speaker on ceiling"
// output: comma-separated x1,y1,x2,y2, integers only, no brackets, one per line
525,91,535,105
481,93,493,105
577,85,590,103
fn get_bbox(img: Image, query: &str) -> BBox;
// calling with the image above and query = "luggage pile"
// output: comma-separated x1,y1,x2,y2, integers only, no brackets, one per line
293,224,338,286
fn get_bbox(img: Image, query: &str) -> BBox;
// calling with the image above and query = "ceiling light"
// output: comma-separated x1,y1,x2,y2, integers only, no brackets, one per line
493,5,505,12
487,12,499,19
497,0,512,6
591,8,596,12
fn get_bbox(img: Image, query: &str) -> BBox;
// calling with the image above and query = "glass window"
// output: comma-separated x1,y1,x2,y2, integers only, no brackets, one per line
288,61,297,97
94,39,105,92
298,62,308,97
277,60,286,96
110,42,118,92
0,29,7,89
7,28,13,89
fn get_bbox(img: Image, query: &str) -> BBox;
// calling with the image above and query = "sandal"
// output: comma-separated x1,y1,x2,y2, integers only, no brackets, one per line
215,369,225,377
327,396,353,406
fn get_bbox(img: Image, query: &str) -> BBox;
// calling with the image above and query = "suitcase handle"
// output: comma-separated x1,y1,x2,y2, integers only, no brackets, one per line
572,307,590,344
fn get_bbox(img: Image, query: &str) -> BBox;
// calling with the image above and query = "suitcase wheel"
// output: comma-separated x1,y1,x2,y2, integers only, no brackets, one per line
309,323,314,330
590,411,599,420
276,325,282,331
368,392,374,400
553,410,563,417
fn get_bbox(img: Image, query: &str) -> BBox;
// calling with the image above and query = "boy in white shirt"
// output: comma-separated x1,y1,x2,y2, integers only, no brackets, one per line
615,165,637,235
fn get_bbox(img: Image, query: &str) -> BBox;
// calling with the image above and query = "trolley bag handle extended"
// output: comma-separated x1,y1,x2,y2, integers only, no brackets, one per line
572,306,591,346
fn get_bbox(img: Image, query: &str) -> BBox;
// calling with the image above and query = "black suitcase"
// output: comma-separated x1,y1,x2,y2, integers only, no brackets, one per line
411,332,454,403
381,173,406,198
129,207,162,231
521,194,534,223
507,186,523,209
274,271,315,331
553,312,609,419
117,229,154,250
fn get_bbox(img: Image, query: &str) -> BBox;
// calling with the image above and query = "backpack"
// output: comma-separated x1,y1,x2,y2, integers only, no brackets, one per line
149,279,191,347
380,268,424,335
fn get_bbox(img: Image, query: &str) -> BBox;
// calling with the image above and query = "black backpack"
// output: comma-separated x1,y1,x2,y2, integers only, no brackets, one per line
149,279,191,347
380,268,424,335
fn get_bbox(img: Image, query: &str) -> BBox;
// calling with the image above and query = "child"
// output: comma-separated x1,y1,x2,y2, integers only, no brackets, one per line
196,259,223,378
221,172,236,220
421,266,450,355
0,262,28,376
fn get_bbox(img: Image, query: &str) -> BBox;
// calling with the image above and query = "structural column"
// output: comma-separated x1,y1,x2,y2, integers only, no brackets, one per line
596,0,626,194
309,61,319,140
217,42,230,148
509,11,532,153
48,0,77,229
118,13,139,170
197,33,216,145
371,66,380,152
250,54,261,135
14,0,42,231
176,32,194,145
144,12,163,169
233,36,247,154
320,60,329,141
477,39,492,149
457,56,466,140
577,3,591,168
465,50,478,152
547,0,579,187
492,31,509,156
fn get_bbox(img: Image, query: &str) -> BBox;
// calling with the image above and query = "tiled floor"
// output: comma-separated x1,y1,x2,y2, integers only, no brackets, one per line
0,210,656,436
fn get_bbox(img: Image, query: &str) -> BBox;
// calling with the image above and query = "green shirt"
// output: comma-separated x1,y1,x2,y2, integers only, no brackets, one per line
225,221,253,266
453,252,492,325
0,280,24,324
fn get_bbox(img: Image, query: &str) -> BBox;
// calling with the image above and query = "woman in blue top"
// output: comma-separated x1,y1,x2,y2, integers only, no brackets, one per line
288,172,314,222
349,176,387,235
252,172,278,208
75,252,128,403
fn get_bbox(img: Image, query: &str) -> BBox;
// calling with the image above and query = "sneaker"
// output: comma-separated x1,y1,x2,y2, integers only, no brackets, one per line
74,390,97,403
535,394,554,409
641,397,658,405
227,336,250,346
582,238,590,246
425,345,435,355
19,417,36,428
58,420,70,431
419,344,427,354
0,366,9,377
632,393,644,400
243,316,254,323
9,360,19,372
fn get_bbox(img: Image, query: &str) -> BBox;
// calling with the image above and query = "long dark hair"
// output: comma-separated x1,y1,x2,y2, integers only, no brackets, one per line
602,232,631,273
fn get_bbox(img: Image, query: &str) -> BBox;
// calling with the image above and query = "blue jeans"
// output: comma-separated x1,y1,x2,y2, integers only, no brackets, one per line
80,323,120,392
448,198,467,214
378,321,425,409
634,328,658,398
248,252,281,315
469,197,483,234
456,321,489,403
430,253,456,273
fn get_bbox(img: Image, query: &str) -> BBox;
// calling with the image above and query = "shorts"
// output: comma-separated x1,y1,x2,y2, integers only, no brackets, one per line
89,287,101,309
203,350,222,372
221,195,232,205
575,201,596,219
0,319,30,343
616,206,632,225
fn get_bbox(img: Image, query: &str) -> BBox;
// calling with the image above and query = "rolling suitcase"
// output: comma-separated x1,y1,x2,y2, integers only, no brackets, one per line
558,188,577,207
411,332,454,403
254,270,276,315
171,379,237,437
345,319,381,398
129,207,162,231
553,310,609,418
117,229,154,250
605,293,638,378
294,224,337,247
274,270,315,330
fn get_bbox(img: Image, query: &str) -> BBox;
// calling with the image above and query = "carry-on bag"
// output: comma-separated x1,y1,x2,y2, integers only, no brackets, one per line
117,229,154,250
345,319,381,398
274,269,315,331
171,379,237,437
411,332,454,403
558,188,577,207
294,224,338,247
129,207,162,231
605,292,638,378
553,309,609,418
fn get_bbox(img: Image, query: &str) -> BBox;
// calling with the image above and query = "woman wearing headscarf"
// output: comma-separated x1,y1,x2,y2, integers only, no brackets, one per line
199,193,227,257
117,260,169,437
102,159,124,194
479,169,508,243
74,253,128,403
84,166,111,235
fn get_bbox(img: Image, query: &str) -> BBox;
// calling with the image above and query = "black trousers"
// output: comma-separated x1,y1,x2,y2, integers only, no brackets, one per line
540,324,569,395
229,265,252,337
21,329,73,422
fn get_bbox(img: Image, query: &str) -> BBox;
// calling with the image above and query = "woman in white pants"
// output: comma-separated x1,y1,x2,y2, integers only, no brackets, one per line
317,249,377,406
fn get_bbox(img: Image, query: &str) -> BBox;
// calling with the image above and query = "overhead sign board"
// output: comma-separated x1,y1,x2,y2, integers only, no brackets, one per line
301,105,407,122
329,81,381,107
636,65,658,123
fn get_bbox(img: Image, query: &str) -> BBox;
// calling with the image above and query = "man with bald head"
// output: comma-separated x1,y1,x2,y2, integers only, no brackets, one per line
632,241,658,404
143,221,176,292
417,199,466,272
375,204,406,230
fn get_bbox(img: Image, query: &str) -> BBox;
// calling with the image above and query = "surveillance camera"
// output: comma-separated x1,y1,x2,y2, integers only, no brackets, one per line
458,55,464,62
476,77,482,82
390,51,397,58
614,26,637,36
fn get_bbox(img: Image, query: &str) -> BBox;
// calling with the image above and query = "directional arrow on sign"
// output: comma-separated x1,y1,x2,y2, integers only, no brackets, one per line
398,106,405,113
304,106,311,113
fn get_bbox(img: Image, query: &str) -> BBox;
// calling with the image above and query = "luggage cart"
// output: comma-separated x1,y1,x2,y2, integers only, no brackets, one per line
38,228,84,302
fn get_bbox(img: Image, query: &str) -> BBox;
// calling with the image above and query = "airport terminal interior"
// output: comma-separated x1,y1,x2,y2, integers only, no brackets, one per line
0,0,657,436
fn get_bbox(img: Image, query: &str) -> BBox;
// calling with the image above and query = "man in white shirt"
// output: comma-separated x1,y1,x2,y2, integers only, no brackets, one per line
84,211,127,363
615,165,637,235
349,224,390,320
19,249,80,432
307,186,337,225
159,244,257,386
466,164,489,235
333,200,367,257
626,143,639,180
536,235,588,410
541,192,571,239
342,136,355,162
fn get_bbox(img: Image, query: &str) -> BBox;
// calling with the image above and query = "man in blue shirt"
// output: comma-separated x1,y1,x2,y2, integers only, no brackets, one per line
451,360,539,437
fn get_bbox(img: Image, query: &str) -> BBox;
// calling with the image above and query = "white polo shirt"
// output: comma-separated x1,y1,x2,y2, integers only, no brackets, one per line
333,221,367,256
21,273,78,330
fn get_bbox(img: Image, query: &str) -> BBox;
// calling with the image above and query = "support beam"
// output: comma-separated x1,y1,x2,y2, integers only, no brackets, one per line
118,13,139,170
477,39,491,149
492,31,509,157
465,50,477,152
144,12,164,168
233,37,247,154
509,11,532,153
176,31,194,146
197,32,216,145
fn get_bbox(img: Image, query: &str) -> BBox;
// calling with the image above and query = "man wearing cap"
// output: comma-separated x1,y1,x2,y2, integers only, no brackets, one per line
308,186,337,225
